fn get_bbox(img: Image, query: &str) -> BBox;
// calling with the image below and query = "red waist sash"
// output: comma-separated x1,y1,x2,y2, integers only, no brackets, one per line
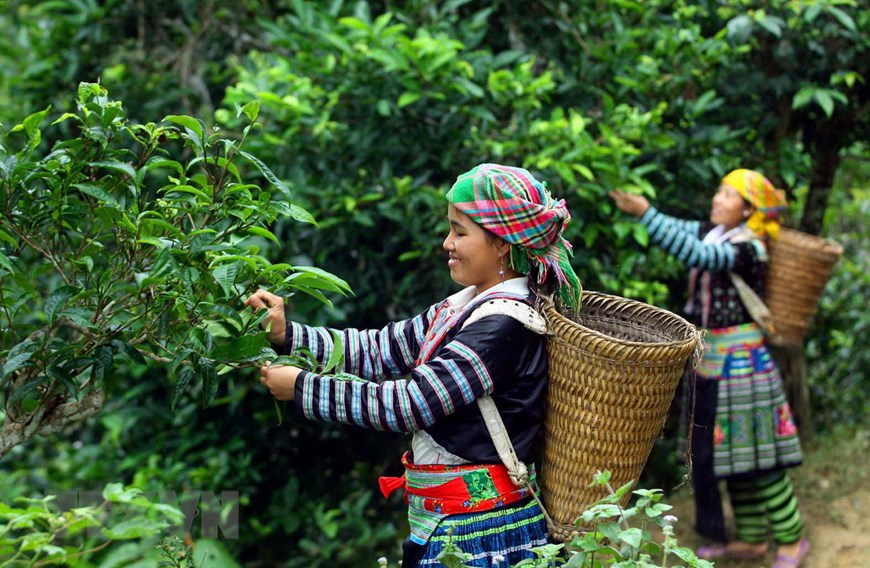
378,451,532,515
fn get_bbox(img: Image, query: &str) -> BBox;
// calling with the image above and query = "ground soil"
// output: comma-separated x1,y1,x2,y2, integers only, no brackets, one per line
665,428,870,568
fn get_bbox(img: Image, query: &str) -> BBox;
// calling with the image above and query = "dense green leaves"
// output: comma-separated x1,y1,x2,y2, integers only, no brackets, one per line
0,83,349,448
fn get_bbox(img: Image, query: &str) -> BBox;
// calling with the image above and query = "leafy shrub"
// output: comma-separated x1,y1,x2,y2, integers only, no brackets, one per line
0,483,184,566
0,82,353,456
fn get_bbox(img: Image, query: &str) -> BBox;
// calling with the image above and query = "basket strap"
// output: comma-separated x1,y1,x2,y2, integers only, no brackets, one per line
477,396,528,485
477,395,553,526
460,299,554,526
729,271,777,335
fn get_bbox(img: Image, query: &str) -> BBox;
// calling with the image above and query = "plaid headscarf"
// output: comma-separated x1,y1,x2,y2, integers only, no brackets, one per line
446,163,582,309
722,169,788,239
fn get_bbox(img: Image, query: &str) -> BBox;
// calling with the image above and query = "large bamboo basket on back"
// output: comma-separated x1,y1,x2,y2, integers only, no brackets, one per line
765,227,843,348
539,292,702,542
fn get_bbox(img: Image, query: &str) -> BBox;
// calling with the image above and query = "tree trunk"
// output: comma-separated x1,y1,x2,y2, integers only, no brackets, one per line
798,113,849,235
0,390,105,458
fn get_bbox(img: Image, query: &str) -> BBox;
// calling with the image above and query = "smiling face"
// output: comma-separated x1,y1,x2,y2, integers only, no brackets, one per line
711,182,754,229
443,205,512,293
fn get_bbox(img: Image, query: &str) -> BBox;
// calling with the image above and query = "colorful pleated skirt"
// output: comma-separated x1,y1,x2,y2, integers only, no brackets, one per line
699,323,803,477
416,497,549,566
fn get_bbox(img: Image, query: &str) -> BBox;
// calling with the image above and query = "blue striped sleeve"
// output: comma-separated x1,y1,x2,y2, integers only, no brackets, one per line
294,315,535,433
282,304,437,381
640,207,736,271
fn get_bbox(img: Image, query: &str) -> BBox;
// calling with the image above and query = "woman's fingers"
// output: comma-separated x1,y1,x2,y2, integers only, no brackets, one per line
245,289,279,309
244,290,287,344
259,361,271,383
256,362,297,401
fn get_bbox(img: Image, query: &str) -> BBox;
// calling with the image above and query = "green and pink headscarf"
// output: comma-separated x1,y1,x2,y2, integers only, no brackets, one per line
446,163,582,309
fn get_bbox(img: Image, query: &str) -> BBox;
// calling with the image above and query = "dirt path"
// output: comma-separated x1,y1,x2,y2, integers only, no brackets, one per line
665,429,870,568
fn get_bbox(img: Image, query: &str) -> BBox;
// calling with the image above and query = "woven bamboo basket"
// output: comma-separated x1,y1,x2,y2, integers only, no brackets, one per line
765,228,843,348
539,292,702,542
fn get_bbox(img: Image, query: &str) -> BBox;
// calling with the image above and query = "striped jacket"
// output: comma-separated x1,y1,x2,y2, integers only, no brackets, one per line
282,291,547,463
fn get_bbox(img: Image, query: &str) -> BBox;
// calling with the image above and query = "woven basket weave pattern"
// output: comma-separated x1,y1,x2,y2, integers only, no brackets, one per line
540,292,700,542
766,228,843,347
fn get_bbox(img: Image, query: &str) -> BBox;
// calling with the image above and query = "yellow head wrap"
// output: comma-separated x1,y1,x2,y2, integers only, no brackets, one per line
721,169,788,239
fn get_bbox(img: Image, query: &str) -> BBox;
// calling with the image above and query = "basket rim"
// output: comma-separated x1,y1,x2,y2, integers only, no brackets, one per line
774,227,844,255
540,291,700,351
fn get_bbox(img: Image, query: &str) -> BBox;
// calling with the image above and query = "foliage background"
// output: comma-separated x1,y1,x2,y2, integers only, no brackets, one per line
0,0,867,565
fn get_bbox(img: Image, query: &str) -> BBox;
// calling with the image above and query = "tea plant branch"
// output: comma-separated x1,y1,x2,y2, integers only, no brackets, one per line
138,350,172,365
0,390,105,456
32,539,112,567
1,225,73,286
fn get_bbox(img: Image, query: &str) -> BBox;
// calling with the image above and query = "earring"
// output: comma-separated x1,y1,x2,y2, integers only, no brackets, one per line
744,210,751,218
498,256,506,282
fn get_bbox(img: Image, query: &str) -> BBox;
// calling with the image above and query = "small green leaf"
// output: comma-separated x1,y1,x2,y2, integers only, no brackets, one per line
1,343,37,380
273,397,284,425
200,357,218,407
287,203,317,225
162,114,204,139
397,92,422,108
91,344,114,385
632,223,649,247
111,340,146,364
102,518,168,540
0,228,19,246
322,332,345,374
591,470,612,486
213,262,242,298
240,100,260,122
18,106,51,138
90,160,137,180
73,184,121,208
236,149,291,199
814,90,834,117
103,483,141,503
211,335,267,362
792,87,815,110
618,527,644,548
0,251,15,274
288,266,352,294
45,285,80,324
172,364,196,409
613,222,631,239
825,6,857,33
244,226,280,244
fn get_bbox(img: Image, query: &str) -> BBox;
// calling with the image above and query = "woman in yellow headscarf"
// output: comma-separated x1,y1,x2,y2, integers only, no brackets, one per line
610,170,809,568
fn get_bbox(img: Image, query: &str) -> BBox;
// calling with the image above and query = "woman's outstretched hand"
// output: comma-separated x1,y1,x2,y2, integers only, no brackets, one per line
259,361,300,401
244,289,287,345
609,189,651,218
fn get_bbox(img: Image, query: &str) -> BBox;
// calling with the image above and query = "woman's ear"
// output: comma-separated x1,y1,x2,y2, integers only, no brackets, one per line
498,239,512,257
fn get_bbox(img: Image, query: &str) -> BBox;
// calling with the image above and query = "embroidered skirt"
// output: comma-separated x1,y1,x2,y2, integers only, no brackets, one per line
700,324,803,477
416,497,549,566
